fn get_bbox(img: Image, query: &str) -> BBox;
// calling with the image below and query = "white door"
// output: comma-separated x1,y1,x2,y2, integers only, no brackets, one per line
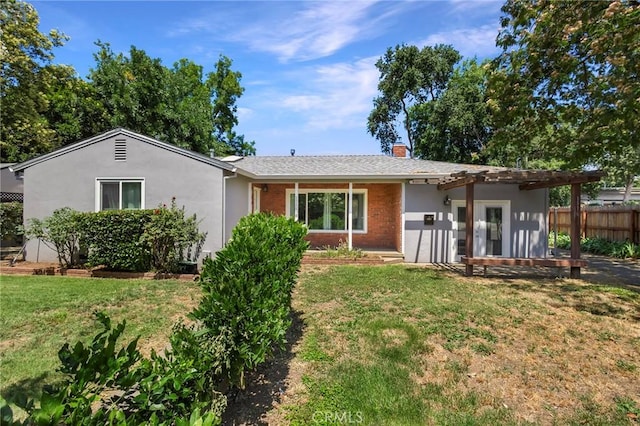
452,201,510,261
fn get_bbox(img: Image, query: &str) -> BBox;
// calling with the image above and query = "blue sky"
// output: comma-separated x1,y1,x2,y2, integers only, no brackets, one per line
33,0,504,156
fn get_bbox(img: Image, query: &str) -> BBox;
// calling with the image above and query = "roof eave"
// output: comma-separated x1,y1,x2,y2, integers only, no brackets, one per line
10,128,236,172
234,173,451,181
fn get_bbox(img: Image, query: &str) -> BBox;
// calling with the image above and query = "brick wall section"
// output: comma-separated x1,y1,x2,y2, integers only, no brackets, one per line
253,183,401,251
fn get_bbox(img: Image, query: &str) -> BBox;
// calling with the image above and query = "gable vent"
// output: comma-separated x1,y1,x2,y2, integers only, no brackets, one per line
114,139,127,161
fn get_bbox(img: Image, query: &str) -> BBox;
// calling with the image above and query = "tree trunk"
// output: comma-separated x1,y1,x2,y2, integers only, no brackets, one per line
623,177,633,203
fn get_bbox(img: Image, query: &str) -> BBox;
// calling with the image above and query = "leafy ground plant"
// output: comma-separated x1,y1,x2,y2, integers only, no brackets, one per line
0,275,200,403
550,233,640,259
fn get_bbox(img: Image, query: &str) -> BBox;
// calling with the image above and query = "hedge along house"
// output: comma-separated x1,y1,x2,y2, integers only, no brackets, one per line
12,129,602,276
10,128,242,264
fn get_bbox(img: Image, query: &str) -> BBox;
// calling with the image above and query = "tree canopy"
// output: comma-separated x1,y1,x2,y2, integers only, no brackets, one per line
367,44,461,158
487,0,639,168
0,0,254,162
0,0,68,161
411,59,492,163
367,45,492,163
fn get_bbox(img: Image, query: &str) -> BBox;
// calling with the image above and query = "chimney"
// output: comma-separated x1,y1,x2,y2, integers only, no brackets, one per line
392,143,407,158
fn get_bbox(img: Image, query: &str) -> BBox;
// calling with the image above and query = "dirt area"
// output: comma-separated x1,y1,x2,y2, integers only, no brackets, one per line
222,310,306,426
418,276,639,423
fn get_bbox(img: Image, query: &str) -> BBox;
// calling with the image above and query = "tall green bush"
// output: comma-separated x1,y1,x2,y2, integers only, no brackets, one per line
0,202,24,244
184,213,308,389
79,210,152,272
141,199,207,273
26,207,82,267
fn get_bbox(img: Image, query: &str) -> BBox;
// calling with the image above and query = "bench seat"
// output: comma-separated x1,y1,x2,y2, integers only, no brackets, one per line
460,256,587,268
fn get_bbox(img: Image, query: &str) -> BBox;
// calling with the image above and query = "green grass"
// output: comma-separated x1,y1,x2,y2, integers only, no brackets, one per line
286,265,640,425
2,267,639,425
0,275,200,404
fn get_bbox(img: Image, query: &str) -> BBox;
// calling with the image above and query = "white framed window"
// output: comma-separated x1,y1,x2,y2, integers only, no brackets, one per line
285,189,367,233
95,178,145,211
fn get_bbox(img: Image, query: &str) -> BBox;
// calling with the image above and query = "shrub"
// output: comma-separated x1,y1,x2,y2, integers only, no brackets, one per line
141,199,206,273
79,202,206,272
549,233,639,259
549,232,571,250
79,210,152,272
0,202,24,244
25,207,82,268
185,213,308,388
2,312,227,425
318,239,364,259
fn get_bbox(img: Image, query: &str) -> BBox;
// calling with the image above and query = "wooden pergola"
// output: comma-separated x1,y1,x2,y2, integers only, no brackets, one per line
436,169,605,278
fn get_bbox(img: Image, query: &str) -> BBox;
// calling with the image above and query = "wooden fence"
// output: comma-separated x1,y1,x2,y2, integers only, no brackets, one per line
549,205,640,244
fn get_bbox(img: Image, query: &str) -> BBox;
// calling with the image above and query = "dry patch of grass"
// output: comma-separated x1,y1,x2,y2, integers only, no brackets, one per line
272,265,640,425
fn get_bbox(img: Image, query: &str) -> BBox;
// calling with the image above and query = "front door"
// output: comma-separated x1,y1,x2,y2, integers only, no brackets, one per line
452,201,510,261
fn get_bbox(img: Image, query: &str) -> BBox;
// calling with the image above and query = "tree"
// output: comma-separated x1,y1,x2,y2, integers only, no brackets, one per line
599,145,640,202
208,56,255,156
367,44,461,158
89,44,255,156
43,67,109,147
488,0,640,170
0,0,68,162
89,42,170,140
162,58,220,154
411,59,492,163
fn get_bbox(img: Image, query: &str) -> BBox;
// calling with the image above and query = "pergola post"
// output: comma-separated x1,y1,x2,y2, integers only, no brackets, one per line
465,182,474,276
570,182,581,279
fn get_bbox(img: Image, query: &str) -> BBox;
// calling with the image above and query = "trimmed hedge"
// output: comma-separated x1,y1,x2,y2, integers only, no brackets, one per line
79,210,153,272
184,213,309,388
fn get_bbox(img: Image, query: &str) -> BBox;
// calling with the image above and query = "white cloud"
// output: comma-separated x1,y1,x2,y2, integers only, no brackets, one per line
237,107,253,121
170,1,406,63
278,57,380,129
419,24,501,59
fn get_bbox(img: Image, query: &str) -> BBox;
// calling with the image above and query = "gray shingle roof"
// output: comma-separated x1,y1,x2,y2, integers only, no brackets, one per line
227,155,503,179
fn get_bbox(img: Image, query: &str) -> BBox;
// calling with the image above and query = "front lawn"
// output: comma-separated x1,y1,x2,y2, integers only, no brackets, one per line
277,265,640,425
0,275,200,403
2,267,639,425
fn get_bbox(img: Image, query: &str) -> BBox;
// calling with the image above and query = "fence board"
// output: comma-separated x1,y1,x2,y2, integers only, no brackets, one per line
549,206,640,243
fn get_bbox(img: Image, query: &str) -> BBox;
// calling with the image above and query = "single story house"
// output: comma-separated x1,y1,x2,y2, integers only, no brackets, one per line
10,129,601,274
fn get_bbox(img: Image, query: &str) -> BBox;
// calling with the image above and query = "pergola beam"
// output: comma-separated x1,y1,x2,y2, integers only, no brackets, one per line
438,174,485,191
434,169,604,191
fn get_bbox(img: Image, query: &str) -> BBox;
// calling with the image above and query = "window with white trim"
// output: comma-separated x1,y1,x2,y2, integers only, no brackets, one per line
96,179,145,211
286,189,366,232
